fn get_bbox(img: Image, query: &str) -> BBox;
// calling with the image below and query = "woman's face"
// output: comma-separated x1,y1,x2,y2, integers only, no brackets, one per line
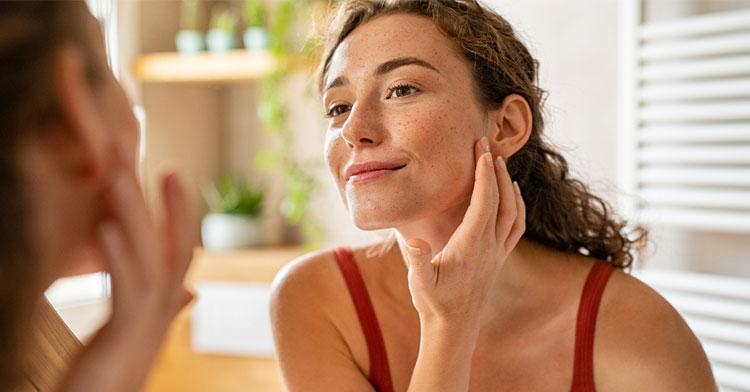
324,14,490,230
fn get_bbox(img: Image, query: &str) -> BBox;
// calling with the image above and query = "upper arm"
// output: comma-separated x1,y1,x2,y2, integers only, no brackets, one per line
270,252,376,392
596,271,717,392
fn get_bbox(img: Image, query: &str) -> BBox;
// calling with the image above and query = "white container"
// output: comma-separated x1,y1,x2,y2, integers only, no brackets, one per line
191,282,275,357
243,27,269,52
175,29,205,54
205,29,237,53
201,213,262,251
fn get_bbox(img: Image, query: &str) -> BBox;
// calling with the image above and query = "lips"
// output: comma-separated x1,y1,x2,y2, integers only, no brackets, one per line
344,161,406,183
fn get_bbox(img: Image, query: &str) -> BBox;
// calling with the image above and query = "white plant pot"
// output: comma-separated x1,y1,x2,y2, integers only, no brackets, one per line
175,29,205,54
201,213,262,251
243,27,269,51
206,29,237,53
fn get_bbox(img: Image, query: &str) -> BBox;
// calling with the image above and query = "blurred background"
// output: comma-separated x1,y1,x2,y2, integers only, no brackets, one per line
45,0,750,391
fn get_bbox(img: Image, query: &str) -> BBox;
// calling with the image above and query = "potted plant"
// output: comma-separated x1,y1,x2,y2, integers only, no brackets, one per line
242,0,269,51
175,0,204,54
201,174,264,251
206,4,238,53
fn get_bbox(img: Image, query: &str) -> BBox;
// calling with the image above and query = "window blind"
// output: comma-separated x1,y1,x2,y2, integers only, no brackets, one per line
618,4,750,233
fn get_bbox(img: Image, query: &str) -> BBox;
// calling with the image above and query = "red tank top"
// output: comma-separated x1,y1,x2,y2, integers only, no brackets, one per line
332,246,615,392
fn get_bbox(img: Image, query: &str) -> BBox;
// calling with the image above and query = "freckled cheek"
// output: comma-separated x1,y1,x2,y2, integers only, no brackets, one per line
324,133,347,184
403,118,467,164
389,108,446,145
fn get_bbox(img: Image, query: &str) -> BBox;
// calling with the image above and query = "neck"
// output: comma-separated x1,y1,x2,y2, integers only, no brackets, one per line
394,198,471,260
392,199,542,327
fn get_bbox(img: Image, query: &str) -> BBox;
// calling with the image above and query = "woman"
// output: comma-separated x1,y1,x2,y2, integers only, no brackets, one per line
271,1,717,391
0,2,193,391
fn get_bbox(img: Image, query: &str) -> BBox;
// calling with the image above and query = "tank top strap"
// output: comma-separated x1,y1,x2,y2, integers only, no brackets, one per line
571,260,615,392
332,246,394,392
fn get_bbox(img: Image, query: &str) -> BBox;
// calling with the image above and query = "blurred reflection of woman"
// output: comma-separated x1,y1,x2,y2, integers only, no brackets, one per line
271,1,717,391
0,2,194,391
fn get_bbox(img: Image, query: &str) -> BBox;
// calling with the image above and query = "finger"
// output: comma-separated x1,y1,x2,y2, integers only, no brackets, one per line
459,149,499,240
106,167,159,275
494,155,518,242
162,170,195,280
506,182,526,249
405,238,435,277
474,137,489,165
97,221,133,293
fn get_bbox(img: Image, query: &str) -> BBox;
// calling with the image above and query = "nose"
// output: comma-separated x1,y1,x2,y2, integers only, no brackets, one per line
341,102,384,149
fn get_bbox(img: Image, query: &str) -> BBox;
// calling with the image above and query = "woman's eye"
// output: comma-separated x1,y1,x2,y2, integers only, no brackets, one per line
388,84,419,98
326,104,350,118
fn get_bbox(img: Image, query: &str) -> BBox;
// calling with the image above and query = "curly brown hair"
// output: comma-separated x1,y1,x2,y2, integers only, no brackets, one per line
317,0,646,268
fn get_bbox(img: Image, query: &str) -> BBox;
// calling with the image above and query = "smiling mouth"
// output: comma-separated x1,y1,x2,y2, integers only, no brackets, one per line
347,164,406,184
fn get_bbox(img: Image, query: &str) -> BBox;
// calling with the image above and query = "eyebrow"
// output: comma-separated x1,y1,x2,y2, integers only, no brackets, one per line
324,57,439,92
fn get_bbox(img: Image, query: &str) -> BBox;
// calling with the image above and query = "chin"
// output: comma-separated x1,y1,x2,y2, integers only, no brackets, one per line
352,217,391,231
349,203,415,231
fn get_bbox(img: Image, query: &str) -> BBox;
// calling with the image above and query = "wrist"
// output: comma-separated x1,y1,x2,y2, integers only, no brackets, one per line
103,311,171,349
419,316,480,354
420,310,480,335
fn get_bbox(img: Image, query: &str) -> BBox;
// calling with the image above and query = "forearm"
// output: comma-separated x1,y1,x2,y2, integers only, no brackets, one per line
407,318,479,392
56,318,169,392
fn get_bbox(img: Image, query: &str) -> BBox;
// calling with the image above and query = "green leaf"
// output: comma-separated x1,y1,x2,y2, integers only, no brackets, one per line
242,0,266,27
204,174,264,217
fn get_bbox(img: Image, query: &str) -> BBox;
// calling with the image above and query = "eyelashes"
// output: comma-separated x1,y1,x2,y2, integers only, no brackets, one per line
324,83,421,119
387,83,419,99
325,104,350,118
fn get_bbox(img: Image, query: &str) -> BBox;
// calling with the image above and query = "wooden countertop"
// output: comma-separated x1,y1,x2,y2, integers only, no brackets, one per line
144,247,303,392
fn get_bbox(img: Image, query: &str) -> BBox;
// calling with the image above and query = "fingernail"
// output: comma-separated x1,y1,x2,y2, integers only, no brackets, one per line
407,245,423,256
497,155,506,167
513,181,521,195
480,136,490,153
485,152,493,166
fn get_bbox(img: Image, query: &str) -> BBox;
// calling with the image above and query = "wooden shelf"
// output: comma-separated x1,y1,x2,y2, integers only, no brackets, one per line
133,50,276,83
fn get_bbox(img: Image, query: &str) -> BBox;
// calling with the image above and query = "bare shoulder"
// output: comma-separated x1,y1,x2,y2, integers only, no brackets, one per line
271,249,339,300
595,268,717,391
270,248,376,391
270,248,344,325
270,244,385,307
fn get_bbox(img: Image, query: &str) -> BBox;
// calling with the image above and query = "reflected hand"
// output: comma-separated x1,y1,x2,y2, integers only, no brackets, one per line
98,148,195,330
58,147,195,392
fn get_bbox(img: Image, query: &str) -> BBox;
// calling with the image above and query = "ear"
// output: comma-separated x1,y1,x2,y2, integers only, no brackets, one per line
487,94,533,160
49,44,107,181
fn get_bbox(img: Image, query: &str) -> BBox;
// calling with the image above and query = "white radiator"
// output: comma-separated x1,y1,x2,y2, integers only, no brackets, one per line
618,4,750,233
636,269,750,391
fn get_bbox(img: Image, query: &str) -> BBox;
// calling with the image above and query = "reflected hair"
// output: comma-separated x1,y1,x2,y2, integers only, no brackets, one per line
0,1,99,388
317,0,647,267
